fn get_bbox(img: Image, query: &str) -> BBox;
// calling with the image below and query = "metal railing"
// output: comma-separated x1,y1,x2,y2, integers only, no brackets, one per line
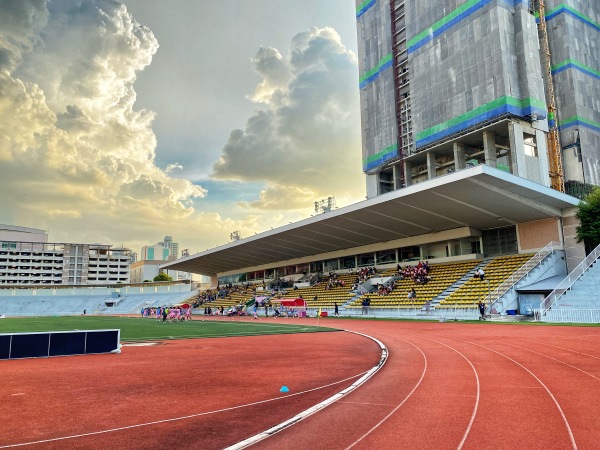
538,243,600,313
534,308,600,324
487,241,562,313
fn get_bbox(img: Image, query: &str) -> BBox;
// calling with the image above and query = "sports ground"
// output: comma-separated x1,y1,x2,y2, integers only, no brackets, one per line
2,315,599,449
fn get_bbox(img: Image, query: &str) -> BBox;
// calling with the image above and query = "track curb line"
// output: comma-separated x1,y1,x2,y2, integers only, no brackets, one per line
225,330,388,449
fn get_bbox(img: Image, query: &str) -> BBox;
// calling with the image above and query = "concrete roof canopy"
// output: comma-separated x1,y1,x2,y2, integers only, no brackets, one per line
162,166,579,276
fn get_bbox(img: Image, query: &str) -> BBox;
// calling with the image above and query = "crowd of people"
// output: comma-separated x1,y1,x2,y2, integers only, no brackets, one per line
397,261,432,284
376,279,396,296
141,306,193,322
194,283,256,307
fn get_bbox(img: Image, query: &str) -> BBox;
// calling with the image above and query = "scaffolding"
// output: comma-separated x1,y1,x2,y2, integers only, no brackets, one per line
537,0,565,192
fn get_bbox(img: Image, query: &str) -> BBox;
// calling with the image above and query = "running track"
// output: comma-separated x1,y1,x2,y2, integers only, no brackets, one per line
2,317,599,449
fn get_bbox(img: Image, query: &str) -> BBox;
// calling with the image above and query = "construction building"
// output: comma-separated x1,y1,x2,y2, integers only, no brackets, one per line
356,0,599,199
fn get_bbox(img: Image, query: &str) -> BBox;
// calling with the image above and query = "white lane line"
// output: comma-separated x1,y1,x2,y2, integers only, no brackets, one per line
345,336,427,450
0,369,370,449
461,339,578,450
422,337,480,450
523,339,600,361
498,341,600,382
226,330,388,450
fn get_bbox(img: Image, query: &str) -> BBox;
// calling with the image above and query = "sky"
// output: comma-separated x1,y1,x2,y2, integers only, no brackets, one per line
0,0,364,257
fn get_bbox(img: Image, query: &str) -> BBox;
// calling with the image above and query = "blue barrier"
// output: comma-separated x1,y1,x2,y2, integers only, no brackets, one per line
0,329,120,360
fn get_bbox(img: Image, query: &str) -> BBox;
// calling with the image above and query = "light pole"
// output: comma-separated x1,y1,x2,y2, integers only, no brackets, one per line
486,279,491,316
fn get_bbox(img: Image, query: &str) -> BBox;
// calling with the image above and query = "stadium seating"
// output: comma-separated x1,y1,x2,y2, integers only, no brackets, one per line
347,260,480,309
0,291,197,317
437,254,534,309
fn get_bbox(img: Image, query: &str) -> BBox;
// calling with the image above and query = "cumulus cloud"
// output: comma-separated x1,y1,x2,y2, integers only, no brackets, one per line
213,26,363,212
0,0,206,250
0,3,364,260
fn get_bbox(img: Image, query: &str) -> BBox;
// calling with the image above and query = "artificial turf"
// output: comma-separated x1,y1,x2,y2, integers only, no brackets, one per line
0,316,338,341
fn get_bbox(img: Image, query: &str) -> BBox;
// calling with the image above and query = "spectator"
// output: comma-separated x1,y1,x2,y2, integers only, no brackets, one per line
478,300,486,320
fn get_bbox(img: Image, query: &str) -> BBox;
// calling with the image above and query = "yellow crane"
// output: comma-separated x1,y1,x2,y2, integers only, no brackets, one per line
537,0,565,192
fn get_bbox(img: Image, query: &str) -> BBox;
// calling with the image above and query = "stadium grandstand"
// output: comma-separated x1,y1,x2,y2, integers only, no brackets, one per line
162,166,600,323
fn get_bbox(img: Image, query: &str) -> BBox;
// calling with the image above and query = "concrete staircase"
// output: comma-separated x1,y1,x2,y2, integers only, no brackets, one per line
552,261,600,309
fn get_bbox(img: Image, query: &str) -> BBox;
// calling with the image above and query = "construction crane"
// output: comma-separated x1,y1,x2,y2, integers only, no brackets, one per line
537,0,565,192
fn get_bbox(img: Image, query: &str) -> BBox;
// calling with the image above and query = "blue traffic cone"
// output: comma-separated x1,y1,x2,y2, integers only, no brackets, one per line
280,386,289,393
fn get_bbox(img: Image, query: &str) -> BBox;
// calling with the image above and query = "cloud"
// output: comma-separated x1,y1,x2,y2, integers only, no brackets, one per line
0,0,206,251
0,3,364,261
0,0,48,71
212,26,363,212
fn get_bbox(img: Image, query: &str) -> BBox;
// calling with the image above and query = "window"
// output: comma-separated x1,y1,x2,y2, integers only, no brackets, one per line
376,249,396,265
324,258,339,272
341,256,356,269
399,246,420,261
524,135,538,157
357,253,375,267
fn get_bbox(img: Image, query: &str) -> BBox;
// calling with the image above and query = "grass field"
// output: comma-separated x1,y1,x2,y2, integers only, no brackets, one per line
0,316,338,341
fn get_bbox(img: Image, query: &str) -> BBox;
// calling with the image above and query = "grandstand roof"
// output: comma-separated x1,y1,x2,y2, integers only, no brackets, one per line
162,166,579,276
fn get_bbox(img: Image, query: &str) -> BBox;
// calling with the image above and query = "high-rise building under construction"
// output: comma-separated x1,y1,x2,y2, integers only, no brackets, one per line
356,0,599,199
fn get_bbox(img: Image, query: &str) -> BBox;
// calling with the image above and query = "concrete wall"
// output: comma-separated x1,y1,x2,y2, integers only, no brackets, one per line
546,0,600,187
408,1,547,152
356,0,399,174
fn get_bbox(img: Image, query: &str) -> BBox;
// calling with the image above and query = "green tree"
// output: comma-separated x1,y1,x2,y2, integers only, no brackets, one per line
153,272,173,282
576,187,600,253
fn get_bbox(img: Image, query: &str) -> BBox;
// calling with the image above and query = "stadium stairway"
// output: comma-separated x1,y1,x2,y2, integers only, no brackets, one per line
548,260,600,309
428,259,490,310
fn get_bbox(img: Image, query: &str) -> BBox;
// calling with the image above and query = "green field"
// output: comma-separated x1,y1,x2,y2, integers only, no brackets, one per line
0,316,338,341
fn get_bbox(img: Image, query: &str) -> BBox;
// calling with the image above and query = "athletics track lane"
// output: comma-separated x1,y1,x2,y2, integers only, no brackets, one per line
3,318,600,449
0,330,380,450
251,319,600,450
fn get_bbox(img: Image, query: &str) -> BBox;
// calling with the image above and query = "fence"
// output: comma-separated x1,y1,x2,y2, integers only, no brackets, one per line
534,308,600,324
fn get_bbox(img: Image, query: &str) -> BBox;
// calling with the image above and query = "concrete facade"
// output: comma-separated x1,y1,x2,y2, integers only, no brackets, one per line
356,0,599,198
545,0,600,188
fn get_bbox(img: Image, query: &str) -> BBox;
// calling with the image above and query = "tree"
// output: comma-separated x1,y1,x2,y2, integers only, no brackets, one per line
153,272,173,282
576,187,600,253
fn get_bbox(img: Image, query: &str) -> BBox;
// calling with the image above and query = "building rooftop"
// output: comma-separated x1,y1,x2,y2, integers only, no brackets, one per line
162,166,579,276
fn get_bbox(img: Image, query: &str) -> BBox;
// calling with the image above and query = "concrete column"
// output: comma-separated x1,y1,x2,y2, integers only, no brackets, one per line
404,160,413,186
426,152,436,180
454,142,466,171
483,131,497,168
535,129,551,187
393,163,403,189
366,173,378,199
508,121,526,177
561,208,586,271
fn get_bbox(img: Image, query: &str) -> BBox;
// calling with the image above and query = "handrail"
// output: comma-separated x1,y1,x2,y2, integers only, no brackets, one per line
539,243,600,313
487,241,562,313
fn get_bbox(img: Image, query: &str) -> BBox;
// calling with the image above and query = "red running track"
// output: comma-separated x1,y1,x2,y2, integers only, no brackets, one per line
2,317,600,449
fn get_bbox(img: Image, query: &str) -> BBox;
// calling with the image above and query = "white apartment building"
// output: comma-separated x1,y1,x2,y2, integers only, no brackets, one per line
0,225,131,286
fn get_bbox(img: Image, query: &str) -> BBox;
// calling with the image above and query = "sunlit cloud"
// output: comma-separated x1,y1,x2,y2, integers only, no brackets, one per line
0,1,363,257
212,26,363,213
